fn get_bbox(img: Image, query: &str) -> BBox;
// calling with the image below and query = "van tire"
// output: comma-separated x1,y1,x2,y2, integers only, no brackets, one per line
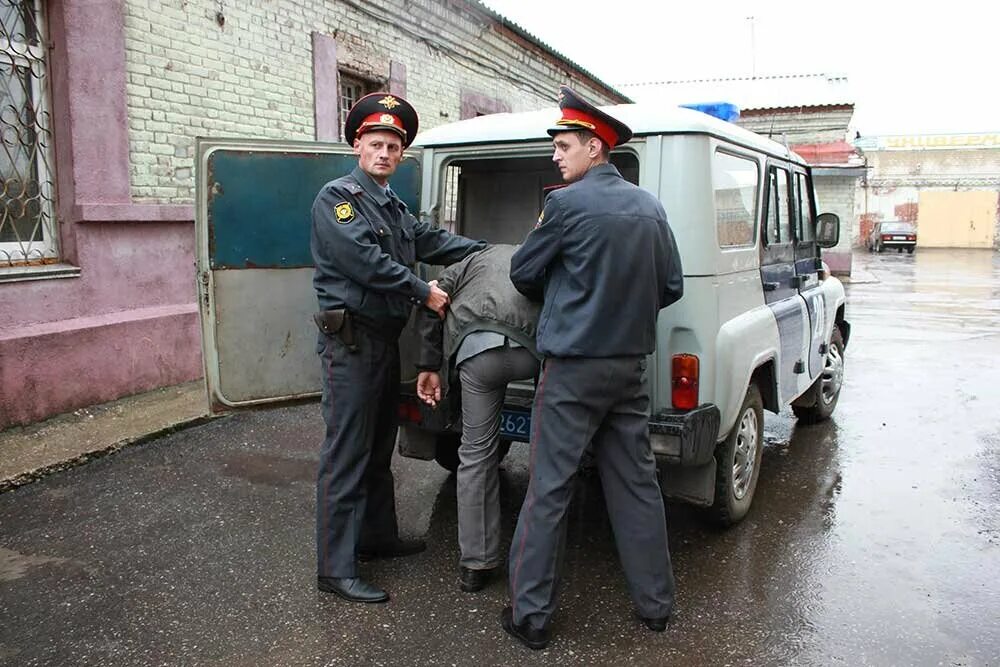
792,327,845,424
433,433,512,473
706,385,764,526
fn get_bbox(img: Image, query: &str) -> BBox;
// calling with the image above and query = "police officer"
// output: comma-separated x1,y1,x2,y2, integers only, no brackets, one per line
312,92,484,603
501,86,684,648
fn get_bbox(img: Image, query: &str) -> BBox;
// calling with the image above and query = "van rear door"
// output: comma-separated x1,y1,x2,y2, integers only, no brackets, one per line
195,138,422,413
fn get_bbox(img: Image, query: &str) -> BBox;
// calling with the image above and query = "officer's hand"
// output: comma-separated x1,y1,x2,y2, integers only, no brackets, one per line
416,371,441,407
425,281,450,319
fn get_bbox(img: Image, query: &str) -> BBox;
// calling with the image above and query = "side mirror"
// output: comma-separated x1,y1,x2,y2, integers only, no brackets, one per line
816,212,840,248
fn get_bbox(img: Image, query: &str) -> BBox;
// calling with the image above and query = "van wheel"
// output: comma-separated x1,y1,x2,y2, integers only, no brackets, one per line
434,433,512,472
706,385,763,526
907,247,915,254
792,328,845,424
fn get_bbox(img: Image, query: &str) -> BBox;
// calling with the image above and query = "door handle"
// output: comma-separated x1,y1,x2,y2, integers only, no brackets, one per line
763,282,780,291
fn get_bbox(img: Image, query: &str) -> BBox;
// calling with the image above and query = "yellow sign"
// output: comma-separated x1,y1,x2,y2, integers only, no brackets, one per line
883,134,1000,150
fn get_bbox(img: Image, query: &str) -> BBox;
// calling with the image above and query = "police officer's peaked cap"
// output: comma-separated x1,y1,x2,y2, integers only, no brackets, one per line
547,85,632,148
344,92,419,148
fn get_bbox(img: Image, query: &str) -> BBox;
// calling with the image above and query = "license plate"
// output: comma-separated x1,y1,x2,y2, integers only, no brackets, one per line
893,235,905,240
500,409,531,440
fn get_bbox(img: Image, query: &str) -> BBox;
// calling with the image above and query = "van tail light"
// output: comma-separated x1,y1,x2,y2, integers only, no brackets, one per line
672,354,699,410
881,234,892,241
398,399,422,425
907,235,915,240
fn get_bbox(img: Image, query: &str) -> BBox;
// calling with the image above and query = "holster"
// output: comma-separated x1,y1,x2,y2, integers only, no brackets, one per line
313,309,358,353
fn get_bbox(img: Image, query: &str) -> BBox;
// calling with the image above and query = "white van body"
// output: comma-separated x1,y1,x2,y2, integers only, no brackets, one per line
195,102,849,524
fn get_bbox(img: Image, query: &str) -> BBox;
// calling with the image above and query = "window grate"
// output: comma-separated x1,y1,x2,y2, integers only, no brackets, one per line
0,0,55,267
338,73,381,141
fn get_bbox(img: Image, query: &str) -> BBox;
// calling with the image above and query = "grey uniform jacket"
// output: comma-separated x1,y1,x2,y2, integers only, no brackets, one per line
510,163,684,358
311,166,485,324
416,244,541,372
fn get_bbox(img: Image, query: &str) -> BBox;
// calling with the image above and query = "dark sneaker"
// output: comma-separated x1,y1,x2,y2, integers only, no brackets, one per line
459,566,497,593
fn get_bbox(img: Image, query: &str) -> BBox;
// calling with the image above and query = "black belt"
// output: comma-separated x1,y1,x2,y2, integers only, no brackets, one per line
346,312,407,342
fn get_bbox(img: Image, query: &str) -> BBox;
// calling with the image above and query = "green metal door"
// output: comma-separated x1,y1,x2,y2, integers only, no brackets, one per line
195,138,421,412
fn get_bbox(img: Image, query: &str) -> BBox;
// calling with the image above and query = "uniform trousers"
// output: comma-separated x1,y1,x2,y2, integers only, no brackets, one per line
508,356,675,630
456,345,539,569
316,330,401,578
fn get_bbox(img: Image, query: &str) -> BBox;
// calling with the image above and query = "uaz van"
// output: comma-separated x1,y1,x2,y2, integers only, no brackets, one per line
196,102,849,525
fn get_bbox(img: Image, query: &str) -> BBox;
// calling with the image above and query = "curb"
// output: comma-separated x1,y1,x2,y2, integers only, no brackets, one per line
0,413,221,494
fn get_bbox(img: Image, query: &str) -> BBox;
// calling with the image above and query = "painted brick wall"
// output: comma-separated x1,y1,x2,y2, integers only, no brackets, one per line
122,0,620,203
864,147,1000,187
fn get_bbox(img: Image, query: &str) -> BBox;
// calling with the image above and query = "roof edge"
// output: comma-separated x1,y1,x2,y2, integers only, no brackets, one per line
468,1,631,104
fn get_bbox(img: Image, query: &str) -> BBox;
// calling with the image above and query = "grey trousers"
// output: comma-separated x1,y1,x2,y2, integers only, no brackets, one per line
316,332,401,578
508,356,675,630
457,345,539,569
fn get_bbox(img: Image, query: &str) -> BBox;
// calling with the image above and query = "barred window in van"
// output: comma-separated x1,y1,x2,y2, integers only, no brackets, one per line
713,151,759,247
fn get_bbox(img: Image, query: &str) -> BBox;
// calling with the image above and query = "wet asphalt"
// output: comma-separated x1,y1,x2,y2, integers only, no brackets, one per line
1,248,999,666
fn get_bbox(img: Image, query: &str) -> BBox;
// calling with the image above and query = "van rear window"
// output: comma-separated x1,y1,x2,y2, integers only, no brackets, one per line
441,153,640,243
713,150,759,247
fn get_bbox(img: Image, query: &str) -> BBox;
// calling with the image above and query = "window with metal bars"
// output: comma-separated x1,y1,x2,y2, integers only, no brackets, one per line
338,73,379,141
0,0,54,266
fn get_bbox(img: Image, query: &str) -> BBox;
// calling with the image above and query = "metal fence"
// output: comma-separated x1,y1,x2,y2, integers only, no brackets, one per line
0,0,55,266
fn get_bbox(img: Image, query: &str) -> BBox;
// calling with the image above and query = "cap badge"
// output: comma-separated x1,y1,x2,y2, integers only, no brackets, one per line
380,113,394,123
379,95,400,110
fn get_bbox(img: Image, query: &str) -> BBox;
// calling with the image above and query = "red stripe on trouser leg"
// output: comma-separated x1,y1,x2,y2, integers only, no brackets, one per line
510,359,551,620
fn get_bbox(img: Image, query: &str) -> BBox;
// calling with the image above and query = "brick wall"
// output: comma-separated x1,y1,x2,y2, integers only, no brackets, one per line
737,107,854,146
122,0,620,204
865,147,1000,188
815,175,861,248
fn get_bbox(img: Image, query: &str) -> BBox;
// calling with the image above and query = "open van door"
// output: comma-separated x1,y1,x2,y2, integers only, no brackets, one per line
195,138,421,414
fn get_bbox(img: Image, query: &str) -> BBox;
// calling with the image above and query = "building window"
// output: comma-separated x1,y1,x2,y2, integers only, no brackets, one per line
460,90,510,120
339,73,379,138
0,0,55,266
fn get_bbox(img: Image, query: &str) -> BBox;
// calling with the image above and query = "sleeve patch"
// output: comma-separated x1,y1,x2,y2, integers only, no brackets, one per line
334,202,355,224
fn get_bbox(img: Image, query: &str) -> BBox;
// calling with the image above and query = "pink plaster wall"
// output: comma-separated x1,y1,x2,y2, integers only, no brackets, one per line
312,32,339,142
0,1,202,430
0,304,201,427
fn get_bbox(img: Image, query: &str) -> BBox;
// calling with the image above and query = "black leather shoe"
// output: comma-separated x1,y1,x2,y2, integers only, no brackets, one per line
358,538,426,562
501,606,549,650
641,615,670,632
317,576,389,603
459,566,497,592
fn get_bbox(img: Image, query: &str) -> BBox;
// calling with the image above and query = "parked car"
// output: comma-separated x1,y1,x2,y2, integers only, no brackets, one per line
867,220,917,253
195,103,850,526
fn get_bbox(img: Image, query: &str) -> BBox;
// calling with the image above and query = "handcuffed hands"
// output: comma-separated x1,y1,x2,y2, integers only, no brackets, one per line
416,371,442,407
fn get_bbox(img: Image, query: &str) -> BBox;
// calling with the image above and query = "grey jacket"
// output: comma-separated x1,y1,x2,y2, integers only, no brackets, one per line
510,163,683,357
311,166,485,324
416,244,541,372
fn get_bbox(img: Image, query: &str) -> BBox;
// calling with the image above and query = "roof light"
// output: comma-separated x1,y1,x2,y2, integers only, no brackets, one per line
680,102,740,123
